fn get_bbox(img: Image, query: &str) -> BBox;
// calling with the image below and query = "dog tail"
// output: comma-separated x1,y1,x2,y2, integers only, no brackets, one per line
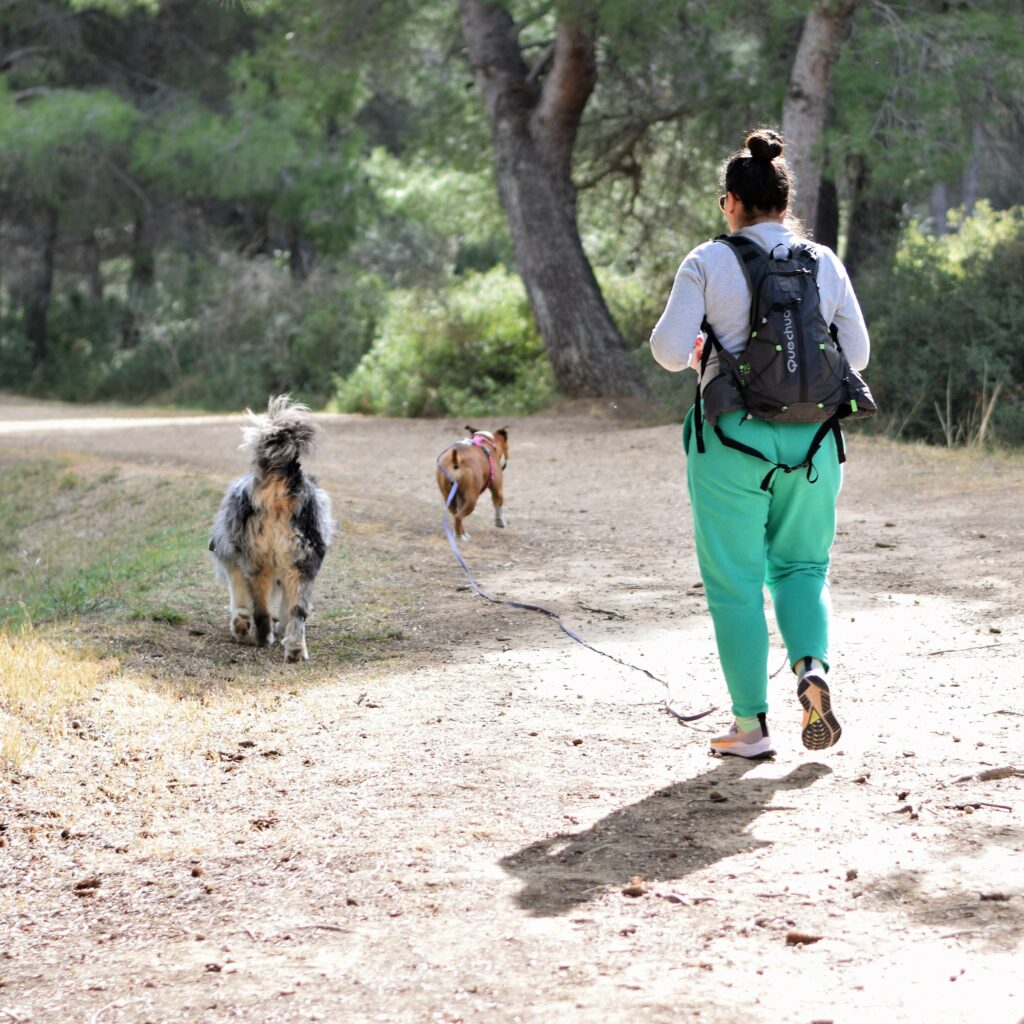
241,394,319,472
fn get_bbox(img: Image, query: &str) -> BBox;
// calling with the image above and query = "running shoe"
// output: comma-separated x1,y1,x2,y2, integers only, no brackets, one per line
797,675,842,750
709,713,775,759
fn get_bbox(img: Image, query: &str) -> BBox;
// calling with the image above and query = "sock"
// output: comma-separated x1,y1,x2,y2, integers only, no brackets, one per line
797,657,826,680
735,714,762,733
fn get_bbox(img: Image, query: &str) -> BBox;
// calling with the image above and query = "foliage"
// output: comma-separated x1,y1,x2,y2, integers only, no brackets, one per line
858,203,1024,445
0,256,384,410
356,148,512,285
1,0,1023,436
826,0,1024,201
131,75,365,254
0,84,138,227
335,267,555,417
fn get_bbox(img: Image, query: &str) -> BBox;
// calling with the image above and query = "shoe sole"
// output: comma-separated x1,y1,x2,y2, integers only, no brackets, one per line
710,747,776,760
798,678,842,750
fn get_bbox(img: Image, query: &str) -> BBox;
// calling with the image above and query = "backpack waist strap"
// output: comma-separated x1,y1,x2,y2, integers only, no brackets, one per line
704,413,846,492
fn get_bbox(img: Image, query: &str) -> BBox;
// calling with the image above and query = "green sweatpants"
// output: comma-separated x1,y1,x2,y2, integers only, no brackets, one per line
683,408,842,719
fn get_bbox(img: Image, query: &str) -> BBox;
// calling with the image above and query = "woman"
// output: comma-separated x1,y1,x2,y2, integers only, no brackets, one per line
650,128,870,758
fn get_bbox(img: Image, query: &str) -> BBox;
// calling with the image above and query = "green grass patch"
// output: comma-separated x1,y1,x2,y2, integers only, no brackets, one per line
0,454,214,629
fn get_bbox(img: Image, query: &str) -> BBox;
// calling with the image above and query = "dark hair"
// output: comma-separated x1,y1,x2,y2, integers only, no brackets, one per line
721,128,793,218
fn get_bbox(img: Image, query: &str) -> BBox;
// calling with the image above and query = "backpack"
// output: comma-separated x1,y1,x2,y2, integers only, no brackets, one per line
693,233,876,491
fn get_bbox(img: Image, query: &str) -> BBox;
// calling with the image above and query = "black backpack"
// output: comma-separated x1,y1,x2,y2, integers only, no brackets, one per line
693,233,875,491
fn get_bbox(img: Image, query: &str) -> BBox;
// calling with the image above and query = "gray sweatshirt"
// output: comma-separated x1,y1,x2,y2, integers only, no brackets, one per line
650,221,870,374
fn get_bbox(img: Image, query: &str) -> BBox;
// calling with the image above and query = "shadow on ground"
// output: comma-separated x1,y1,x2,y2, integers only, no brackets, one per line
501,757,832,917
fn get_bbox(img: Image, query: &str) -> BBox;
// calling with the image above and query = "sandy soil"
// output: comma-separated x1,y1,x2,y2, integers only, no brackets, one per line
1,395,1023,1024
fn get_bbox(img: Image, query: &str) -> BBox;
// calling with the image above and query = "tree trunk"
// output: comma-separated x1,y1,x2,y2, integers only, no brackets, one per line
844,154,902,282
961,120,982,218
26,206,58,366
84,232,104,300
813,175,840,250
458,0,646,399
123,214,156,349
242,204,272,257
130,213,155,296
931,182,948,236
782,0,857,232
288,224,315,281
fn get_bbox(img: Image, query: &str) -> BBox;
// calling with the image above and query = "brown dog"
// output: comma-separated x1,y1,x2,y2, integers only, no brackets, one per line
436,426,509,541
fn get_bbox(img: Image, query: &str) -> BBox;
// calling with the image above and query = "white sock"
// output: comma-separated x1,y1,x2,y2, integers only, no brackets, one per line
797,657,826,680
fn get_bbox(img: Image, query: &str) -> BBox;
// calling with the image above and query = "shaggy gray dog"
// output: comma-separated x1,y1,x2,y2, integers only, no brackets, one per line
210,396,335,662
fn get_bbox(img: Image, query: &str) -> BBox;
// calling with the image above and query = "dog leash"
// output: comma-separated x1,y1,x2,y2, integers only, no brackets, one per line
435,447,717,724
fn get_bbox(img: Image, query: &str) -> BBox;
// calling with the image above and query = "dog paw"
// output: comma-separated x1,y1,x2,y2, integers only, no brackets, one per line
495,514,507,528
230,616,252,641
457,531,471,543
284,645,308,663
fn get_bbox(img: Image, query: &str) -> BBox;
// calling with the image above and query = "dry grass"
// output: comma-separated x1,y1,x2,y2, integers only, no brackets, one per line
0,629,114,769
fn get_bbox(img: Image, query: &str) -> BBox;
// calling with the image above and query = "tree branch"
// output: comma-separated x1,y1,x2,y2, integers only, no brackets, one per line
525,41,554,89
458,0,534,124
1,46,47,71
514,2,554,38
13,87,56,103
576,104,691,191
531,20,596,175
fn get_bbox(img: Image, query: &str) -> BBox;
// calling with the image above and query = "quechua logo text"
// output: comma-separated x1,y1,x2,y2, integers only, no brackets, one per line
782,307,798,374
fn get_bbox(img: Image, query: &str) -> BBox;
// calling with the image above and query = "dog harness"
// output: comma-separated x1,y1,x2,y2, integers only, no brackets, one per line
456,431,503,487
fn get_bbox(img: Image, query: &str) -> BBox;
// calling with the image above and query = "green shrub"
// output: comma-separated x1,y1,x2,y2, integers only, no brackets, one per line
858,203,1024,445
145,257,383,409
0,255,384,411
334,266,556,417
599,267,697,421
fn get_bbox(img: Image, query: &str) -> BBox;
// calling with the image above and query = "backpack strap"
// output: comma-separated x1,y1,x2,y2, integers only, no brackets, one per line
692,316,718,454
714,234,772,333
711,412,845,492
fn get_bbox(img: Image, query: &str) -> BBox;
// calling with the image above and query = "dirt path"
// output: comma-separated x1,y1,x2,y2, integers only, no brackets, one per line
2,396,1023,1024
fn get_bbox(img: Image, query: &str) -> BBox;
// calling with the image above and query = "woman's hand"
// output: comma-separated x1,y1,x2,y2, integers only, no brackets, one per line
688,336,704,369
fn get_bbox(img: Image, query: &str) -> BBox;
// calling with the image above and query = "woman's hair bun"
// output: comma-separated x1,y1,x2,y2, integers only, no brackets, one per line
745,129,783,162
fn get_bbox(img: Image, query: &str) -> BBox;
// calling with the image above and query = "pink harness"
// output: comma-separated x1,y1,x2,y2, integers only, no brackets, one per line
466,433,498,487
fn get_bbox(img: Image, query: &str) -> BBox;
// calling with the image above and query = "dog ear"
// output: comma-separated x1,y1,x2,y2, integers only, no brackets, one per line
465,424,477,435
496,427,508,440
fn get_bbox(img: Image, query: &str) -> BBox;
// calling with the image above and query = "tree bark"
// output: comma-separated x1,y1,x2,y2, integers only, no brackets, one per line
458,0,646,399
26,206,58,366
844,153,902,282
782,0,857,232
